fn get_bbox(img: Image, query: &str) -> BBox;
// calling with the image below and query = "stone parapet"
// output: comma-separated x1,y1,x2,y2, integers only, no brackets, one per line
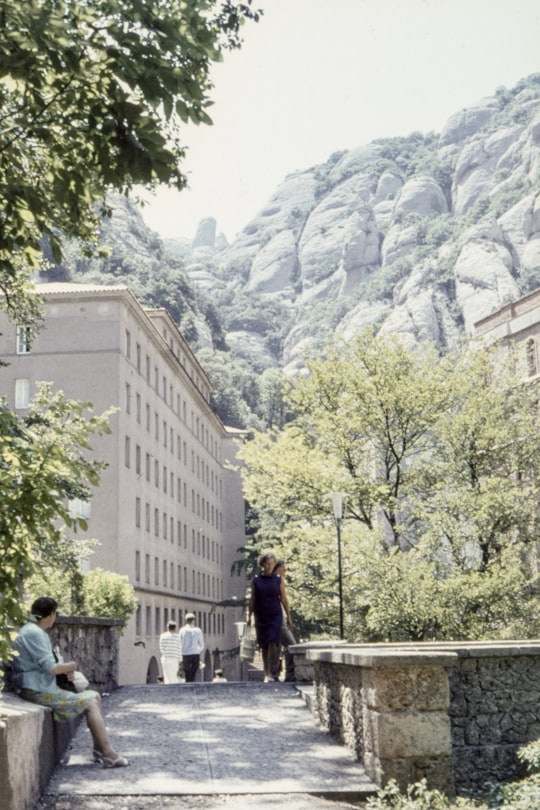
300,640,540,796
49,615,124,693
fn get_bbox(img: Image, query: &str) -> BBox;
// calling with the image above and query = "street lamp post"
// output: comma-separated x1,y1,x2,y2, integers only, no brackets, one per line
329,492,347,640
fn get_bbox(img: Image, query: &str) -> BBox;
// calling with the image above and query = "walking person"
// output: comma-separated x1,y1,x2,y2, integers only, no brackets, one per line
179,613,204,682
10,596,128,768
159,620,181,684
272,560,296,682
248,551,291,683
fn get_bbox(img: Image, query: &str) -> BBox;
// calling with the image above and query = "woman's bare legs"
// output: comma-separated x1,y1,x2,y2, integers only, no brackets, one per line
84,695,118,759
262,643,278,682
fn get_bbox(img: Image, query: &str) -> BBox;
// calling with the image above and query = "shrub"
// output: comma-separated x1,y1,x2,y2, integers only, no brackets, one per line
81,568,137,629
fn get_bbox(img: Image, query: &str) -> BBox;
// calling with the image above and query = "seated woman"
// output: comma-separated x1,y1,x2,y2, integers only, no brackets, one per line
11,596,128,768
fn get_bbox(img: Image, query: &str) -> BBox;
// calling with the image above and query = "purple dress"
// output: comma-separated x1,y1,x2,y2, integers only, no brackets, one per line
252,573,282,646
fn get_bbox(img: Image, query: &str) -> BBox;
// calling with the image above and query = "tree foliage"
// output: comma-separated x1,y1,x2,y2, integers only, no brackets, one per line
0,0,260,323
81,568,138,627
0,383,113,662
238,331,540,641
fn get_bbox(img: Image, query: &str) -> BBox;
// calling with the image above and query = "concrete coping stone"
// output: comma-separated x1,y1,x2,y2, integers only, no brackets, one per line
297,639,540,668
55,615,124,627
0,691,51,718
306,648,458,668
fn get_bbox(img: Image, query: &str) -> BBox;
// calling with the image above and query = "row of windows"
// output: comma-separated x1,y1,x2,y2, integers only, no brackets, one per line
124,331,216,456
135,495,223,544
133,481,222,533
124,433,222,497
14,320,218,457
134,551,223,598
135,604,224,638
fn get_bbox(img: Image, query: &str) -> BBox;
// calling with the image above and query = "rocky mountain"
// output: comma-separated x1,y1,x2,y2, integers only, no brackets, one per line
55,75,540,427
179,74,540,375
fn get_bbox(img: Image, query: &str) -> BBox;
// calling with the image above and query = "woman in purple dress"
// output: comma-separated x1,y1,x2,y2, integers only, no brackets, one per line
248,552,291,682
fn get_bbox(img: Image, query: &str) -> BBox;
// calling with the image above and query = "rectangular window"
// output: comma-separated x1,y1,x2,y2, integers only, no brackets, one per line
68,499,91,520
154,460,159,488
163,512,167,540
124,436,131,468
135,551,141,582
136,394,141,424
154,508,159,537
145,605,151,636
145,502,150,532
146,354,151,383
125,383,131,414
135,605,141,636
146,404,151,432
136,343,141,373
135,497,141,528
125,330,131,359
145,554,150,584
145,453,151,482
163,465,167,493
155,607,161,636
163,560,167,587
135,445,141,475
16,325,31,354
14,378,30,409
154,557,159,586
163,420,167,448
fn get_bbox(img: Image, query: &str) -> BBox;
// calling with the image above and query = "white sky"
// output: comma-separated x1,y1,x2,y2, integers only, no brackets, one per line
139,0,540,243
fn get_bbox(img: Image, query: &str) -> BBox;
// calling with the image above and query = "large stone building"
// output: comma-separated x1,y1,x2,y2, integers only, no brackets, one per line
0,283,248,684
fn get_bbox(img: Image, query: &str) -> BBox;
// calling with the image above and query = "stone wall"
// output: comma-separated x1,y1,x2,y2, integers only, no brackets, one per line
49,615,124,693
301,641,540,797
449,646,540,791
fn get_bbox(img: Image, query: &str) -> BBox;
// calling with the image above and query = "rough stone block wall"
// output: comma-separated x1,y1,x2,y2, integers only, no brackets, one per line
313,661,364,759
49,616,123,693
449,654,540,791
313,658,454,794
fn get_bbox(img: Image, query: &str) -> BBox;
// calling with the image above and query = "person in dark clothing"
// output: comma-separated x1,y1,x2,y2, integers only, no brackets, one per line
248,552,291,683
271,560,296,682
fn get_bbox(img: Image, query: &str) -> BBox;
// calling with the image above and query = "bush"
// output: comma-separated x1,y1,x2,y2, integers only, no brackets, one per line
81,568,137,628
366,740,540,808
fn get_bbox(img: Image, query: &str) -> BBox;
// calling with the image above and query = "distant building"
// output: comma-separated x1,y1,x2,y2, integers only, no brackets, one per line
0,283,248,684
474,286,540,378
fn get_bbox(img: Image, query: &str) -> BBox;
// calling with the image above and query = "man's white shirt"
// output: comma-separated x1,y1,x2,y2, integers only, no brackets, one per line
179,624,204,655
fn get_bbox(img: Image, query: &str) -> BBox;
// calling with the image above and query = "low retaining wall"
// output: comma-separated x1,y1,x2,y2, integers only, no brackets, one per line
49,615,124,693
1,616,123,810
296,640,540,797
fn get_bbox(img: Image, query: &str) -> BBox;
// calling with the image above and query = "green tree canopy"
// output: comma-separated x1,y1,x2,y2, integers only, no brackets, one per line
0,383,113,661
0,0,259,323
238,331,540,641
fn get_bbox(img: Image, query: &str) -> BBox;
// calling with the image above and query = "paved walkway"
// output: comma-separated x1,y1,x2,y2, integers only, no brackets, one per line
40,682,378,809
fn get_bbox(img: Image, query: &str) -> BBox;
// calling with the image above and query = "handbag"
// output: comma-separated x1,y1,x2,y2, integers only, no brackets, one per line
54,647,89,693
239,625,257,662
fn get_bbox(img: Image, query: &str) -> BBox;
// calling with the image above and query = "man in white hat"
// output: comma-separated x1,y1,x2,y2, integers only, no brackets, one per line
179,613,205,682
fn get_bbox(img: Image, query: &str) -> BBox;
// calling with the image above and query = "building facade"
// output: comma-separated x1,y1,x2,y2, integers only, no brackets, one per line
0,283,248,684
474,286,540,377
